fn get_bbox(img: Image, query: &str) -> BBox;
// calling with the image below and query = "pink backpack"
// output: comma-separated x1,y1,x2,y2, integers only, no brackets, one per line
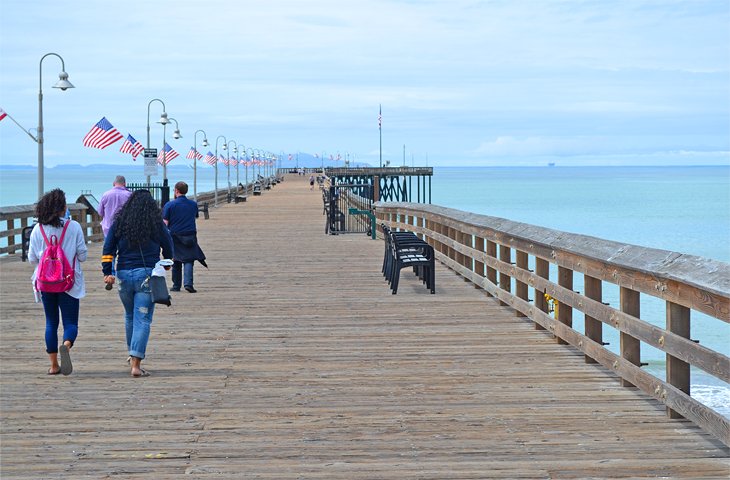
35,221,76,293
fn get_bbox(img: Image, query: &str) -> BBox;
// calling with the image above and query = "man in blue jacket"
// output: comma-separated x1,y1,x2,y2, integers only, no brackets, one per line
162,181,207,293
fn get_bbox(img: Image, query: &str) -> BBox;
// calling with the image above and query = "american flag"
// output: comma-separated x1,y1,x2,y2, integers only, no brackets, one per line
378,104,382,129
186,147,203,160
119,134,144,159
0,108,7,122
288,153,293,161
204,151,216,165
157,142,179,165
82,117,124,149
219,154,226,165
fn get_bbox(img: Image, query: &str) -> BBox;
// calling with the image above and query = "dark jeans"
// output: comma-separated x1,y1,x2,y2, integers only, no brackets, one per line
172,261,194,289
41,292,79,353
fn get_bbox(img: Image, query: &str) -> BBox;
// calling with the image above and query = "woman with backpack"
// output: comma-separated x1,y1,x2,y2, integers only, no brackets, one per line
102,190,173,378
28,189,88,376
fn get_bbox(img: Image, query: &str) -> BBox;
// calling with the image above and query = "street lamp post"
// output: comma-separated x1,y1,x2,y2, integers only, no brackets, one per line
246,148,253,192
37,53,74,200
193,130,209,202
146,98,170,186
214,135,227,206
166,117,183,183
227,140,237,197
237,144,244,189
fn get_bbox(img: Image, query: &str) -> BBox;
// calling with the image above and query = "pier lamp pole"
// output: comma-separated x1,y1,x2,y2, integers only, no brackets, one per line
214,135,227,206
166,117,183,183
237,145,244,189
193,130,208,202
227,140,237,197
37,53,74,200
246,148,253,191
146,98,170,186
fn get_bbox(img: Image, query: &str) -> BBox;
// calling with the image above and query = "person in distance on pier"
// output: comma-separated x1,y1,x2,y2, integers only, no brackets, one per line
98,175,132,290
162,181,207,293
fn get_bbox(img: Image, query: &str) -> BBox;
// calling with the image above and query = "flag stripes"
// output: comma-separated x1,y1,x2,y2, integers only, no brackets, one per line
82,117,123,149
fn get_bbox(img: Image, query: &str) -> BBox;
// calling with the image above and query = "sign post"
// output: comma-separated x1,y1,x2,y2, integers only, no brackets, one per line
144,148,158,184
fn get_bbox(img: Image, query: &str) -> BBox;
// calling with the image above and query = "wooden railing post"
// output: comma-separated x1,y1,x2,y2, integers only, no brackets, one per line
498,244,511,306
474,236,485,290
557,266,573,345
6,219,15,253
448,226,456,262
417,216,424,241
584,275,602,363
515,250,528,317
534,258,549,330
486,240,497,298
620,287,641,387
667,301,690,418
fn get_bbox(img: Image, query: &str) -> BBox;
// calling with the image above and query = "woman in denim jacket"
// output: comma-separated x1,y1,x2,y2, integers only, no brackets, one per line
102,190,173,377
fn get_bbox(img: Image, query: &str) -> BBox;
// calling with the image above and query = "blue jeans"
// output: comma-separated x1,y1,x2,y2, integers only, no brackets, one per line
117,268,155,359
41,292,79,353
172,261,194,289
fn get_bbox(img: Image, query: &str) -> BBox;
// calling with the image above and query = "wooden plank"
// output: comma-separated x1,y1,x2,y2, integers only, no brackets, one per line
515,250,528,317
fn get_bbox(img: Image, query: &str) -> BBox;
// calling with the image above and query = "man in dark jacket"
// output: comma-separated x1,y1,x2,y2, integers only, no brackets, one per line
162,181,207,293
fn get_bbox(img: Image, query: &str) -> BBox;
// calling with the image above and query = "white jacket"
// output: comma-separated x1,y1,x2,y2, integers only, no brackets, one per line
28,219,88,299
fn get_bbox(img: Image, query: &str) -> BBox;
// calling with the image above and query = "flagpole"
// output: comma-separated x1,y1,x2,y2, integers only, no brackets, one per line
4,111,38,142
378,104,382,169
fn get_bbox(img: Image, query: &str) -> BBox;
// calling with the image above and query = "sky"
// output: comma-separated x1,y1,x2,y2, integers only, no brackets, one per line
1,0,729,167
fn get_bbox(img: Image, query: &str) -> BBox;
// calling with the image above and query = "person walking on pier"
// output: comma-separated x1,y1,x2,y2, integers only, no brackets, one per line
162,181,207,293
102,190,173,377
309,175,315,190
98,175,132,238
98,175,132,289
28,189,88,376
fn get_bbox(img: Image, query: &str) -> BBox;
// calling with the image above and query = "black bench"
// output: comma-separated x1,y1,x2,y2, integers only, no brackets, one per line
253,182,262,195
235,195,248,203
198,202,209,220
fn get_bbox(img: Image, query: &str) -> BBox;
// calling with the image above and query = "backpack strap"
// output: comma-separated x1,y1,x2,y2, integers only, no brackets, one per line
58,220,71,244
38,224,52,247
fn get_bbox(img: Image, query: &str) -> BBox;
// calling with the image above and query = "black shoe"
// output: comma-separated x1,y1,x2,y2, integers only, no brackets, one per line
105,283,113,291
184,286,197,293
170,287,181,292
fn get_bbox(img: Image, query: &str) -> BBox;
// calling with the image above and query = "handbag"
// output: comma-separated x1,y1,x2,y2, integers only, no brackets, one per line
140,246,171,307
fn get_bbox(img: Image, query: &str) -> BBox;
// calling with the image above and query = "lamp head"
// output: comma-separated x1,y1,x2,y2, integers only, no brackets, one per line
158,112,170,125
202,139,209,147
222,144,227,151
53,71,74,91
173,129,182,140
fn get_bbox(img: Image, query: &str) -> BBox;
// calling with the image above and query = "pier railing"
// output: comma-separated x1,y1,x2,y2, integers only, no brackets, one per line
0,203,102,257
375,201,730,445
0,180,274,258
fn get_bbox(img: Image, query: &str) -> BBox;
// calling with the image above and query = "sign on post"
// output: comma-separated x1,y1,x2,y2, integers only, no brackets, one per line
144,148,158,177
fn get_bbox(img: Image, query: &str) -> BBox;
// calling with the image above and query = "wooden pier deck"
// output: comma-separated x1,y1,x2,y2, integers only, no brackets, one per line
1,175,728,479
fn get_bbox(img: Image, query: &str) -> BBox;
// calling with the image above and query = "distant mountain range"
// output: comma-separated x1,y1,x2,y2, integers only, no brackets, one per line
1,153,372,170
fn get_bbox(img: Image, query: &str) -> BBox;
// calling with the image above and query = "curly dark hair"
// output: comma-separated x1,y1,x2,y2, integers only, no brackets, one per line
35,189,67,227
113,190,162,246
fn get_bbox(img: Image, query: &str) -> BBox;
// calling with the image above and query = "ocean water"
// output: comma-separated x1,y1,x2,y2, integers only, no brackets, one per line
2,164,729,415
430,166,730,416
0,163,261,207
